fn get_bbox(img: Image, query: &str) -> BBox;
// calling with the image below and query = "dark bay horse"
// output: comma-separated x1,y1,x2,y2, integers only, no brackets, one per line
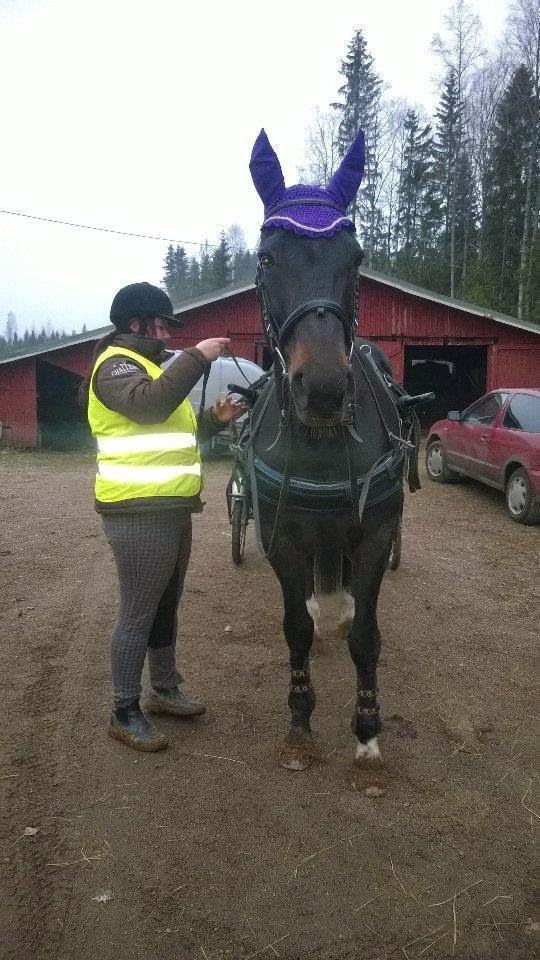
248,130,411,777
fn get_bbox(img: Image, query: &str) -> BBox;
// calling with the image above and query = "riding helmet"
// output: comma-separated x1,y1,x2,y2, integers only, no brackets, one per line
109,282,181,329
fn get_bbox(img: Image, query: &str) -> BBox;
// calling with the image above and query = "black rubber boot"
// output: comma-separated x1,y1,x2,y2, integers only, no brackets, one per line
108,700,168,752
146,685,206,718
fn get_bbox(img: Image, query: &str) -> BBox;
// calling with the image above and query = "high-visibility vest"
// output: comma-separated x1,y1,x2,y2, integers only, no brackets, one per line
88,345,202,504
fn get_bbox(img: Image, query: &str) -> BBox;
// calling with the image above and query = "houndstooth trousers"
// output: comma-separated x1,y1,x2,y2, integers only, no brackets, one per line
101,511,192,707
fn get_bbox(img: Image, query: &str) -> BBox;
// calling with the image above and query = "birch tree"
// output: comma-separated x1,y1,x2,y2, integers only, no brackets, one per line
432,0,484,296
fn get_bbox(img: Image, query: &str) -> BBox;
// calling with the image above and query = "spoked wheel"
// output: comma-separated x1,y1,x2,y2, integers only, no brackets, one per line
231,498,248,565
388,517,402,571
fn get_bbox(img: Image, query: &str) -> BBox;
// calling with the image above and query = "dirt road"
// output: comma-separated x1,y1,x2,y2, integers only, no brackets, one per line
0,450,538,960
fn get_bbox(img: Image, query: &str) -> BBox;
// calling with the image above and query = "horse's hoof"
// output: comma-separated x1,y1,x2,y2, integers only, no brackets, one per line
279,731,316,771
352,757,390,797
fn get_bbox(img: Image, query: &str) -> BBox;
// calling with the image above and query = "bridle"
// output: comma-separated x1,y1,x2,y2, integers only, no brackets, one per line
255,263,360,379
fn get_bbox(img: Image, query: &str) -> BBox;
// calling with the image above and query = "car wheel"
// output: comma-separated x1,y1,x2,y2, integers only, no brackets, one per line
425,439,460,483
505,467,540,525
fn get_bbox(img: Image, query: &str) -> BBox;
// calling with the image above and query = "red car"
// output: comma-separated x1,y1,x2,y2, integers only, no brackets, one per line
426,388,540,524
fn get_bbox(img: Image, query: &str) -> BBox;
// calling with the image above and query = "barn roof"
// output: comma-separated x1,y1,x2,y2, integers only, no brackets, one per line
0,272,538,366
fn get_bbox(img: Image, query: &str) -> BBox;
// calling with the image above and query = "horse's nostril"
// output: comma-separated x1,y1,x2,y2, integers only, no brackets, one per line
292,371,304,388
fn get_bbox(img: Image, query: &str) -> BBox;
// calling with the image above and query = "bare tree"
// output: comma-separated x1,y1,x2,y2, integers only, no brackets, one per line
226,223,247,257
433,0,484,296
468,51,510,260
298,108,341,186
506,0,540,319
5,311,17,343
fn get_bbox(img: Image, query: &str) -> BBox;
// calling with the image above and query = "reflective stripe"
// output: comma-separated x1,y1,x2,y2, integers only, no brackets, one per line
98,463,201,484
97,432,196,455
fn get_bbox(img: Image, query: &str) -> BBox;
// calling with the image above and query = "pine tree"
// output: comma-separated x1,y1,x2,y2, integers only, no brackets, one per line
163,244,176,300
331,28,383,248
394,110,439,282
199,242,213,295
211,232,232,289
187,257,201,299
173,245,189,302
432,69,466,294
233,249,258,284
483,65,538,316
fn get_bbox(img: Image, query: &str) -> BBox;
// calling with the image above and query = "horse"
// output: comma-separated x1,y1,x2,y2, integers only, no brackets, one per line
246,129,415,782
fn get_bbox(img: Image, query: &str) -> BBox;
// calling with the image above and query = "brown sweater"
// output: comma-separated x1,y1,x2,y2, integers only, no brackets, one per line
92,333,223,514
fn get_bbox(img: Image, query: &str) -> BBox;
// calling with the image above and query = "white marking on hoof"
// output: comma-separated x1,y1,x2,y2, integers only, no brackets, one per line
355,737,381,761
283,758,306,771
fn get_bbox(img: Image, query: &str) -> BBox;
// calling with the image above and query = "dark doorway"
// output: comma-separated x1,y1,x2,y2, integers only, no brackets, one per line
36,360,93,450
404,345,488,427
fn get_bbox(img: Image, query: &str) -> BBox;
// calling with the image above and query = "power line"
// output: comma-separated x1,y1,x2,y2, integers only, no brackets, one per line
0,207,204,246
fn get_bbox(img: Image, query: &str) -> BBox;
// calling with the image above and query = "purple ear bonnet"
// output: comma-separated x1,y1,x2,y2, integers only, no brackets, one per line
249,129,365,238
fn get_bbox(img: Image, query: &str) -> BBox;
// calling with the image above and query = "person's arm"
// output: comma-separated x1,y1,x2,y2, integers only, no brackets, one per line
94,338,231,425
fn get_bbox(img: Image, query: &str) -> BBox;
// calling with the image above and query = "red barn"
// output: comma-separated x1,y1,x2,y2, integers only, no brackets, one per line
1,268,539,447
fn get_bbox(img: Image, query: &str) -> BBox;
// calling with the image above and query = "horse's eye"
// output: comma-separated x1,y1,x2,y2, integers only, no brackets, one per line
259,254,273,268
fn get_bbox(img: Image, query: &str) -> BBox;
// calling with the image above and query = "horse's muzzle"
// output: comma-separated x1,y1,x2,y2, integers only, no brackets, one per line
290,365,354,426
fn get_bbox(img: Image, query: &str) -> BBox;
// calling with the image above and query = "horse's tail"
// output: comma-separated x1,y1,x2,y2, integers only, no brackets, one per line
314,546,344,596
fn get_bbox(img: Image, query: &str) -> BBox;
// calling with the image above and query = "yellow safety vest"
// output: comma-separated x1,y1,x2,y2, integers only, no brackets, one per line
88,346,202,504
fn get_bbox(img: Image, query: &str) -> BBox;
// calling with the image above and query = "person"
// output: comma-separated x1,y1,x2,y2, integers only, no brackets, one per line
85,281,244,752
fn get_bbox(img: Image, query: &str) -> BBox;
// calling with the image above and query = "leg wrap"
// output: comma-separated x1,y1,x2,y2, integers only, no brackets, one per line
288,669,316,726
352,688,381,740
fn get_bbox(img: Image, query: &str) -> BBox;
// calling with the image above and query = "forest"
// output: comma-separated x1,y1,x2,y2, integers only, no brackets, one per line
163,0,539,325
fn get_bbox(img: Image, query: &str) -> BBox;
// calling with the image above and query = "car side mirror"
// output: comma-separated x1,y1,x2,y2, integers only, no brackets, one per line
447,410,461,422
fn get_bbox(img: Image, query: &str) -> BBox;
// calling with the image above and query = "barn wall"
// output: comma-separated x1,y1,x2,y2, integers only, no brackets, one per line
359,279,540,390
0,359,37,446
489,342,540,389
0,278,538,448
45,342,96,377
170,290,261,362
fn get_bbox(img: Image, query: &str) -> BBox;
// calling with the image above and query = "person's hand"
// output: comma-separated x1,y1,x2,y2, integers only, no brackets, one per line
195,337,231,362
212,397,247,424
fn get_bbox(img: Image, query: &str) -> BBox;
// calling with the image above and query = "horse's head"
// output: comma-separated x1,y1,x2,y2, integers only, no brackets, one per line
250,129,365,427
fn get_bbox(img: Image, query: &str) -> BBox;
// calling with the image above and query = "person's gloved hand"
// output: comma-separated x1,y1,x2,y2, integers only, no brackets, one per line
212,397,247,423
195,337,231,362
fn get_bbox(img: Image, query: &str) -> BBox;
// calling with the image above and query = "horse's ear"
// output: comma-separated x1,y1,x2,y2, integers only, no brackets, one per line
249,129,286,209
327,130,365,210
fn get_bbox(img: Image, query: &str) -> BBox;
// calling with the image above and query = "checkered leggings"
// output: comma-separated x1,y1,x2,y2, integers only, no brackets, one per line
101,511,192,707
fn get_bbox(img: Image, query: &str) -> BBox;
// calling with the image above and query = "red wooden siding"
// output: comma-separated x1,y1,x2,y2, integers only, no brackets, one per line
0,359,37,446
170,290,261,363
169,281,540,392
45,342,96,377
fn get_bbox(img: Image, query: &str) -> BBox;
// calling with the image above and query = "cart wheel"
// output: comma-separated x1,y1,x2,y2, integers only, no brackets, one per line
231,499,247,565
388,518,402,571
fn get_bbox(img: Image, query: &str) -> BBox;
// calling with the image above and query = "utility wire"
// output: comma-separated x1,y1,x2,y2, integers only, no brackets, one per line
0,207,204,246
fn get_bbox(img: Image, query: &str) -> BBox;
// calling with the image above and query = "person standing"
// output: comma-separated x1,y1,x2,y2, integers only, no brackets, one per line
86,281,243,751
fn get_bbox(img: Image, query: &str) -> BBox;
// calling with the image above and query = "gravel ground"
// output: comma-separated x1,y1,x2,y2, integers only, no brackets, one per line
0,449,538,960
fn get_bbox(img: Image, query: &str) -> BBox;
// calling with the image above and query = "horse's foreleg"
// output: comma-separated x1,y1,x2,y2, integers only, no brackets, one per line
270,551,317,771
347,557,387,767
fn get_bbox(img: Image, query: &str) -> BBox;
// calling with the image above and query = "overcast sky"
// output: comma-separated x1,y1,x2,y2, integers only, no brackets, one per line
0,0,510,336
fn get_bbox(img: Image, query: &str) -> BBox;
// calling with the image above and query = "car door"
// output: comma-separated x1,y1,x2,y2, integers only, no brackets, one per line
446,392,508,480
470,391,511,484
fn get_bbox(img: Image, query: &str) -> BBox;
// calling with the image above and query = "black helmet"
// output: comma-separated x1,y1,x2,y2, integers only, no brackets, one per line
109,282,181,329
